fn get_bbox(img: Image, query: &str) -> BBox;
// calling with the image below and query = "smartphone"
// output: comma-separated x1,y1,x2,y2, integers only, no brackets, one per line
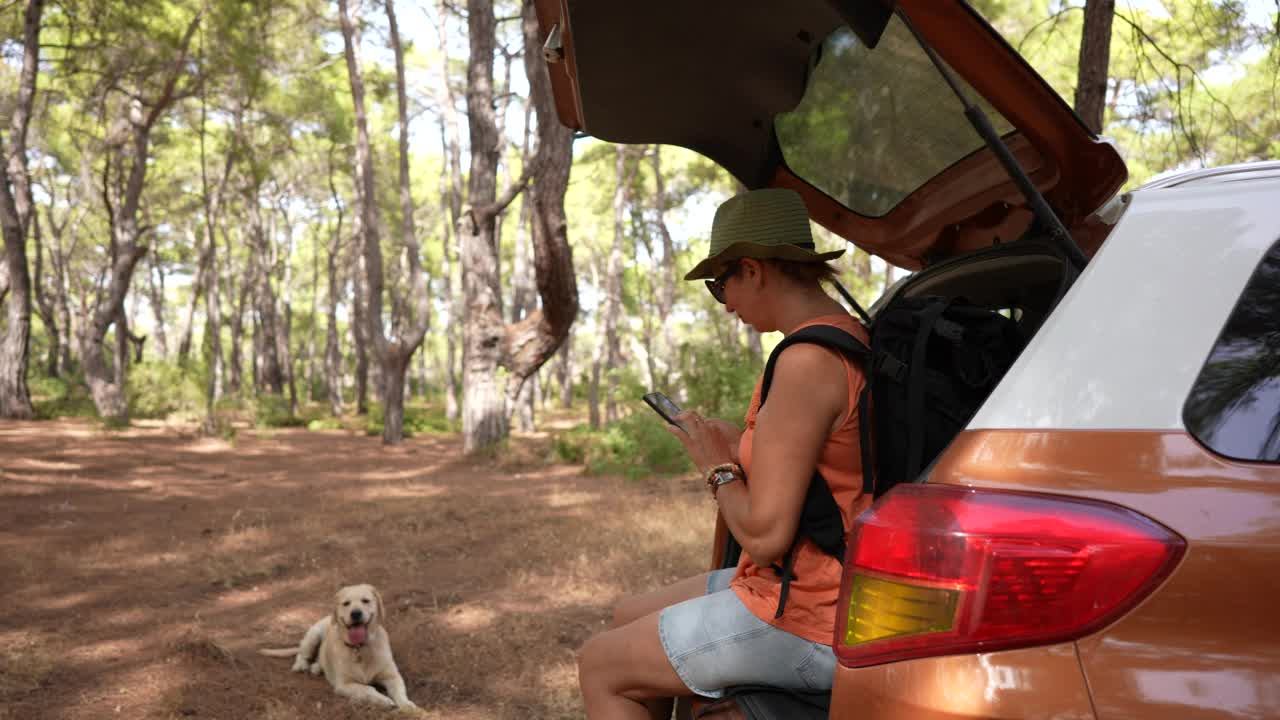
642,391,683,428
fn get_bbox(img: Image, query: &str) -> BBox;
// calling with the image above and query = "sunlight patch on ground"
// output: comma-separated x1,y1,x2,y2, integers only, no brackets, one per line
543,487,599,508
440,604,498,632
5,458,83,472
356,483,448,500
356,465,447,482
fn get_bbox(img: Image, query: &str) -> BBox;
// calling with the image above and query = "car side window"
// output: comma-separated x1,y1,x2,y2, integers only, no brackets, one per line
1184,237,1280,462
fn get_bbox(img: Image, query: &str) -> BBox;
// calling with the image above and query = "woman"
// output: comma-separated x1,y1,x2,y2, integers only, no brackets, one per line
577,188,871,719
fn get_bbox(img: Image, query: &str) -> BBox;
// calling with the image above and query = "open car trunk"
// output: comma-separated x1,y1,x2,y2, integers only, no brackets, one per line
532,0,1127,269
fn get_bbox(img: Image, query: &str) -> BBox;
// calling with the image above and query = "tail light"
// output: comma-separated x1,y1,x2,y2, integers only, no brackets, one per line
834,484,1185,668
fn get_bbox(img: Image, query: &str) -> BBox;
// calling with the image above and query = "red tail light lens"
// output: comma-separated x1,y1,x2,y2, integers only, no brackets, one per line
834,484,1185,668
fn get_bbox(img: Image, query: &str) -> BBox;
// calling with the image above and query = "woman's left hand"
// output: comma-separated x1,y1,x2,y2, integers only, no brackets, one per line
667,412,738,476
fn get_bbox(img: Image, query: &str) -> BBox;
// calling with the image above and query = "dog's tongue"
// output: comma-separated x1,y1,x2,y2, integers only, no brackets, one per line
347,624,367,646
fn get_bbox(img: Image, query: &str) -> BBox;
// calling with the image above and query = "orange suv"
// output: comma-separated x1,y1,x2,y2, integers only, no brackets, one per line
532,1,1280,718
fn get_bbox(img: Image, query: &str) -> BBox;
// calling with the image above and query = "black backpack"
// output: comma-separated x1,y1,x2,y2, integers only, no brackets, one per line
755,296,1025,617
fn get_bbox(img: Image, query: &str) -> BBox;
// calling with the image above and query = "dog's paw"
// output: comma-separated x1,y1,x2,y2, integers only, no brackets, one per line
309,662,323,676
395,700,419,712
290,658,308,673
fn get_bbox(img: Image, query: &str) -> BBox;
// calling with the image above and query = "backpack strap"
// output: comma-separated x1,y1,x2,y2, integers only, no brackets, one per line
758,324,869,618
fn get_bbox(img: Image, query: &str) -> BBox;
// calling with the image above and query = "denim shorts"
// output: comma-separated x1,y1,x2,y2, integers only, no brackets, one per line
656,568,837,699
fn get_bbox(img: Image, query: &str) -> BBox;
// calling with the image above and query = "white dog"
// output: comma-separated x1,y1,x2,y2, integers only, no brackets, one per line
261,583,417,710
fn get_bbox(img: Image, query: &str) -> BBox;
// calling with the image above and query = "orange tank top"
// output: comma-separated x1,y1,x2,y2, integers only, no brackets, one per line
730,313,871,645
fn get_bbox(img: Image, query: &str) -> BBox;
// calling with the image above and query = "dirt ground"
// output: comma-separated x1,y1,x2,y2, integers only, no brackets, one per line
0,419,713,719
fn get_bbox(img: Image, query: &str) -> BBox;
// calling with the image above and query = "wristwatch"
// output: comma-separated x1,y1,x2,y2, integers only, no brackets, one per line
708,465,740,497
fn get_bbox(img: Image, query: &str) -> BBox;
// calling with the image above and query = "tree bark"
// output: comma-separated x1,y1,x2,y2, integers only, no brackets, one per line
0,0,44,419
144,244,169,358
31,206,59,377
557,325,573,409
1074,0,1116,134
224,226,246,395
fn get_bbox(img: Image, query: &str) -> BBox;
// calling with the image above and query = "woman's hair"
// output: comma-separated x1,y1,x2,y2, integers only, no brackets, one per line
764,258,839,286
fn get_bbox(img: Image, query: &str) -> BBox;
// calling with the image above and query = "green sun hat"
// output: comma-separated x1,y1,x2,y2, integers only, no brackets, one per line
683,188,845,281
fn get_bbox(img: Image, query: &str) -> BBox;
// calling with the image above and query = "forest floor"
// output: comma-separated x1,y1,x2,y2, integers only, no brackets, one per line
0,417,712,719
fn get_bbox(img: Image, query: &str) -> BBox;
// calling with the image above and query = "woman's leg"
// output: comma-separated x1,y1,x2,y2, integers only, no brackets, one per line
611,573,710,629
578,610,691,720
584,572,711,720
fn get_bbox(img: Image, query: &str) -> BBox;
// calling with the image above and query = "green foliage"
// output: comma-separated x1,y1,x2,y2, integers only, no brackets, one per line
363,402,461,437
306,416,345,431
253,394,306,428
679,344,761,423
128,361,205,420
30,373,97,421
554,411,692,480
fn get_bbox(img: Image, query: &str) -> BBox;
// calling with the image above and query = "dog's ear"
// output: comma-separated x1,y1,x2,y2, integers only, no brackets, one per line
373,587,386,625
332,589,344,626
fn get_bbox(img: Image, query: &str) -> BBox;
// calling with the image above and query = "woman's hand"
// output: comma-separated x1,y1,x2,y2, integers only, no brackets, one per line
667,412,741,476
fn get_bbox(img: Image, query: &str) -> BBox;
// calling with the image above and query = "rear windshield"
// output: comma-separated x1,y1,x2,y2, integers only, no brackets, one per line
776,17,1015,218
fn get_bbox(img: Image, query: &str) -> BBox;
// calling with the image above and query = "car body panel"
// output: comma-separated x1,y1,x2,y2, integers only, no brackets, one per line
830,641,1095,720
530,0,1126,268
969,179,1280,431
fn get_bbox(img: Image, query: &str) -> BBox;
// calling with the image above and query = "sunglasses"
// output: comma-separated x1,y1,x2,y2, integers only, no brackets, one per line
705,262,739,304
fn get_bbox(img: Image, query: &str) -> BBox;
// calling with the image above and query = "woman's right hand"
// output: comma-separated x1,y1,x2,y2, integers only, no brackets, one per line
704,419,743,465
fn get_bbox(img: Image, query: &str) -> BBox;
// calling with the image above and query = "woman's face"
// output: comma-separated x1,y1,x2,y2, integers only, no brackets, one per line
719,258,770,332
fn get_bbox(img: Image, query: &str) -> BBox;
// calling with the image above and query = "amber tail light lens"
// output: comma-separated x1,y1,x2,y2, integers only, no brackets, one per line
834,484,1186,668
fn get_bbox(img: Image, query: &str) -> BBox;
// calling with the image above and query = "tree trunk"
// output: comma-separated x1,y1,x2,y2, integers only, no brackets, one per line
557,326,573,409
435,0,465,423
145,244,169,358
1074,0,1115,134
225,227,246,395
601,145,631,423
587,258,603,429
248,197,283,394
649,145,677,388
32,207,59,378
176,239,206,365
325,147,345,417
274,202,298,416
0,0,44,418
198,91,233,432
458,0,511,452
82,13,201,424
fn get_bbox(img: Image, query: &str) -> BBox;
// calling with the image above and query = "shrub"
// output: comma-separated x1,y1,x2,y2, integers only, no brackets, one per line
253,394,306,428
678,344,761,422
128,361,205,421
554,411,692,480
306,416,345,431
30,372,97,421
363,402,460,437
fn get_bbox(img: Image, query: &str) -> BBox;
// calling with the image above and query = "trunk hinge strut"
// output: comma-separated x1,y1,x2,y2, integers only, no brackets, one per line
896,9,1090,270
